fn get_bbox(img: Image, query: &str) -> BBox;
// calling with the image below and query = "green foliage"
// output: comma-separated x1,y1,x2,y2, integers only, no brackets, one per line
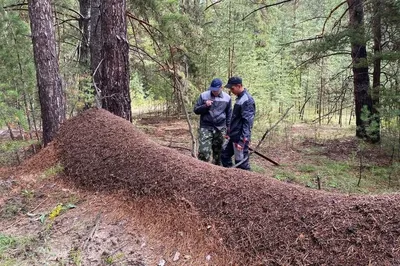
0,139,39,166
68,247,82,266
0,3,36,128
0,233,37,265
0,234,17,255
39,164,64,180
274,155,400,194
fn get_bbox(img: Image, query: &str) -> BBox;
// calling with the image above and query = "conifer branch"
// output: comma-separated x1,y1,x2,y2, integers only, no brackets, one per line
242,0,293,21
321,1,347,36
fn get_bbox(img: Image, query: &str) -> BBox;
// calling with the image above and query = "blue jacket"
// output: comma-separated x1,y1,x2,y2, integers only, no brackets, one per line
229,89,256,145
193,90,232,131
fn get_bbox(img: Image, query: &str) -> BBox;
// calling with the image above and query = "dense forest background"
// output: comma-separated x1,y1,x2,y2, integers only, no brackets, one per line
1,0,399,150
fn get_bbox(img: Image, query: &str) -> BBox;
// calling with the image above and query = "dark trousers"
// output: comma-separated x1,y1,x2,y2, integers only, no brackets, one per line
221,139,250,170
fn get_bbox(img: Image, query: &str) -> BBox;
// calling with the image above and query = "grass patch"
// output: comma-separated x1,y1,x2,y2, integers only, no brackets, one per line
69,247,82,266
0,234,17,254
251,163,266,174
297,164,317,173
0,140,39,166
0,198,26,219
273,158,400,194
39,163,64,180
0,233,37,265
273,170,296,182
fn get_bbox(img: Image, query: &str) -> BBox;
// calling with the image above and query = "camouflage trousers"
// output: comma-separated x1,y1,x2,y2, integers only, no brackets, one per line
198,127,226,165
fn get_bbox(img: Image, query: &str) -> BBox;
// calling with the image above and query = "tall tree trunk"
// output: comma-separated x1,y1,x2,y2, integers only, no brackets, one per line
79,0,91,66
100,0,132,122
28,0,66,146
347,0,373,140
90,0,102,107
78,0,91,110
371,0,381,143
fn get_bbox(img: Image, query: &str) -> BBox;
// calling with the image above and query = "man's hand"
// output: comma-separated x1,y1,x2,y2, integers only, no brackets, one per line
205,100,213,107
235,143,244,151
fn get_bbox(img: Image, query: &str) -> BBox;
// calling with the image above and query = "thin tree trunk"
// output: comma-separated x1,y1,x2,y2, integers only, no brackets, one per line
90,0,102,107
318,60,324,125
78,0,91,110
339,78,347,127
28,0,66,146
23,93,34,139
79,0,90,66
29,95,40,141
18,122,25,141
6,123,15,141
371,0,381,143
100,0,132,122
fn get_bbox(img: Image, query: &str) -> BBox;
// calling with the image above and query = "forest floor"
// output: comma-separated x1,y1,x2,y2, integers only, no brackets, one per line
135,113,399,194
0,111,399,265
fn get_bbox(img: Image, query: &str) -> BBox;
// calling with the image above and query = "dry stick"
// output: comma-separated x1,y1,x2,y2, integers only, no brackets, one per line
234,107,293,168
311,104,352,123
6,123,15,140
92,58,104,108
321,1,347,36
176,83,196,158
29,197,49,213
387,145,395,187
29,95,40,142
81,212,102,250
316,174,321,190
239,106,294,167
357,147,363,187
204,0,223,11
242,0,293,20
5,197,48,229
253,105,294,152
169,45,197,158
249,148,279,166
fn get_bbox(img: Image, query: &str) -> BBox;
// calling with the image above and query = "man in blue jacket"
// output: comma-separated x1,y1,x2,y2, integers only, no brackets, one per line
221,76,256,170
194,78,232,165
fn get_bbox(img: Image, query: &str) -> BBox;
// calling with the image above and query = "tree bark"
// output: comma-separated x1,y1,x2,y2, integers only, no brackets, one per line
79,0,91,66
347,0,373,140
90,0,102,107
371,0,381,142
28,0,66,146
100,0,132,122
90,0,101,78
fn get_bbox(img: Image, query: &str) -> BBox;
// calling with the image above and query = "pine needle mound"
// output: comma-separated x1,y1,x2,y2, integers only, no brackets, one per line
57,108,400,265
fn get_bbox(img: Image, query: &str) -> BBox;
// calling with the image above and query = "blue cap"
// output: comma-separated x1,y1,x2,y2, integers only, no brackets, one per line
225,76,242,88
209,78,223,91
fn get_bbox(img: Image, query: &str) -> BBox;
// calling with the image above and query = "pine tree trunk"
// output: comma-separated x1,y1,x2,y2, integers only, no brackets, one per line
79,0,90,66
100,0,132,122
28,0,66,146
90,0,102,107
347,0,373,140
371,0,381,143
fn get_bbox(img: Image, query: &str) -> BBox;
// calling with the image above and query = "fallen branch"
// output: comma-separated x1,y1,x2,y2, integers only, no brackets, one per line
249,147,280,166
81,212,102,250
253,105,294,152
